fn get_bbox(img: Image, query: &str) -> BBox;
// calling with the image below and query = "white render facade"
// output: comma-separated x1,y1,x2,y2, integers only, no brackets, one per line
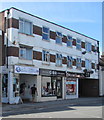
0,7,99,104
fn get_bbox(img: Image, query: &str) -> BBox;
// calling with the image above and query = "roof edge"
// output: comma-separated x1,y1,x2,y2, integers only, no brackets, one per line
1,7,99,42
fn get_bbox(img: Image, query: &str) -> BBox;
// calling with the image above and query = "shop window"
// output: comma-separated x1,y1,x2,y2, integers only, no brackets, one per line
76,39,81,50
67,36,73,47
41,77,56,97
19,46,33,60
56,53,62,66
67,56,73,68
56,32,63,44
42,27,50,41
85,59,91,70
13,78,19,97
2,74,8,97
76,58,82,69
42,50,50,63
19,18,33,35
66,79,77,95
85,42,91,52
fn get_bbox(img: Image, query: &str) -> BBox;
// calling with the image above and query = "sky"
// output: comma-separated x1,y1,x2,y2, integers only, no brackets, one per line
0,2,102,53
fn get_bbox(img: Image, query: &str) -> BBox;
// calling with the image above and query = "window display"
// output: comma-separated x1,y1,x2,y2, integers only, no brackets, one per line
41,77,56,97
66,79,77,95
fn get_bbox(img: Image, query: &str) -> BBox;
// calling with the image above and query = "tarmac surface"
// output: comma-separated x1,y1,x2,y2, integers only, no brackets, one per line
2,97,104,118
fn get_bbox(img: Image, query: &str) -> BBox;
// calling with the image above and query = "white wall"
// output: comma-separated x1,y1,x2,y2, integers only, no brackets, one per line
6,8,99,79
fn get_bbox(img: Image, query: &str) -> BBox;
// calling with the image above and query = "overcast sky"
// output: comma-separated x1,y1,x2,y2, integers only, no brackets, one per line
0,2,102,53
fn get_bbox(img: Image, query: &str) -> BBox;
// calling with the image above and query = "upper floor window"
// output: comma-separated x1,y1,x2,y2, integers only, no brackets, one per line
19,46,33,60
42,50,50,63
76,39,81,50
85,42,91,52
19,18,33,35
67,56,73,68
56,32,63,44
56,53,62,66
76,58,82,69
42,27,50,41
67,36,73,47
85,59,91,70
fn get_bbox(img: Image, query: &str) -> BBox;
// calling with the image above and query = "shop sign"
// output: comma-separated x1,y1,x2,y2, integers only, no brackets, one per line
66,72,84,78
1,66,8,74
39,69,65,76
14,65,39,75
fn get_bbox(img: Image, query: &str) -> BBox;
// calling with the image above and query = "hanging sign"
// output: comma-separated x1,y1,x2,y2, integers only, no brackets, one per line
14,65,39,75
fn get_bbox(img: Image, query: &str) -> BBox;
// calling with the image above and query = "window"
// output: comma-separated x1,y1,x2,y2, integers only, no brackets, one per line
19,18,32,35
42,50,50,62
41,77,56,97
56,53,62,66
76,39,81,50
66,79,77,95
20,46,32,60
76,58,82,69
2,74,8,97
67,36,73,47
85,59,91,70
56,32,63,44
85,42,91,52
42,27,50,41
67,56,73,68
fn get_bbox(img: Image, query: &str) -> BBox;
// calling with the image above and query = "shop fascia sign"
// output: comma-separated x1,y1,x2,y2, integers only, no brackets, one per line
40,69,65,76
14,65,39,75
0,66,8,74
66,72,83,78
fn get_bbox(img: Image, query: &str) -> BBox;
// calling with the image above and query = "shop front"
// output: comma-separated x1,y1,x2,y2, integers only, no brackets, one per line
39,69,65,101
65,72,83,99
14,65,39,103
2,65,39,104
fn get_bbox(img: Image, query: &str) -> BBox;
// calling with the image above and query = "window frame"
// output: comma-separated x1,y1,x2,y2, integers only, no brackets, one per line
85,59,91,70
76,57,82,69
42,26,50,41
76,39,81,50
56,53,63,66
56,31,63,45
19,46,33,60
67,56,73,68
67,36,73,47
19,18,33,35
85,41,92,53
42,49,50,63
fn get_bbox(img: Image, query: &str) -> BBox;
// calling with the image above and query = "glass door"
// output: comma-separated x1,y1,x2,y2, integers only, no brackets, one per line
56,77,62,98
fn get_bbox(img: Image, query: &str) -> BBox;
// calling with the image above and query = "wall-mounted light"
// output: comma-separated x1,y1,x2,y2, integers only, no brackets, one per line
12,41,17,45
82,51,86,54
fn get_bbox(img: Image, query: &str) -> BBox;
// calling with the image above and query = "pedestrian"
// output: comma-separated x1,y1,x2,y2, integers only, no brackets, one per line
31,84,37,102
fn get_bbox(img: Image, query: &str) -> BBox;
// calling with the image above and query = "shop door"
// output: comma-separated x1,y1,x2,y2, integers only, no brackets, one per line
56,78,62,98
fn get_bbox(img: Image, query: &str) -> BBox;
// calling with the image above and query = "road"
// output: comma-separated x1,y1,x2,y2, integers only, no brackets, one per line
2,97,103,118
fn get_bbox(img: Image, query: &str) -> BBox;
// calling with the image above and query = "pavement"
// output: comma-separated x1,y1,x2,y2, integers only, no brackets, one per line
2,97,104,118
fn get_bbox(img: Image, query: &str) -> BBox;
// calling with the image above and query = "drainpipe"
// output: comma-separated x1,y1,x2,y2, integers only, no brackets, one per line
97,41,100,97
5,9,9,69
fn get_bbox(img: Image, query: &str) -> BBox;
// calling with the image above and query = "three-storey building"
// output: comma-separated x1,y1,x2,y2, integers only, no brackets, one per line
0,7,99,104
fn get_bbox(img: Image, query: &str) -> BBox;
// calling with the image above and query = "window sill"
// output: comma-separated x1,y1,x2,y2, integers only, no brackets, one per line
42,61,50,65
55,64,63,67
42,39,50,42
76,67,82,70
67,66,73,69
19,32,35,37
56,43,63,46
67,46,73,48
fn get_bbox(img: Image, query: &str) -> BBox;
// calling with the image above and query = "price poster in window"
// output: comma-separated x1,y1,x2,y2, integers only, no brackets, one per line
66,80,76,95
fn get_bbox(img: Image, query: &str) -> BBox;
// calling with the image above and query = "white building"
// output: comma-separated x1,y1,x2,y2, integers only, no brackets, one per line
0,7,99,104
